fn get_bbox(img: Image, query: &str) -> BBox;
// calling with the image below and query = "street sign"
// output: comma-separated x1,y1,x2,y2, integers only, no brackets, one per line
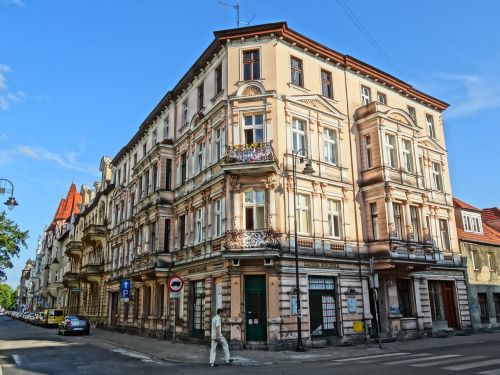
120,279,131,299
169,292,181,299
168,276,184,292
72,288,84,293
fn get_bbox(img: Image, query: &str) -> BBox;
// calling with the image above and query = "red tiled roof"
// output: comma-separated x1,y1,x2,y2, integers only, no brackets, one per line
53,183,82,221
453,197,481,212
482,207,500,223
456,222,500,246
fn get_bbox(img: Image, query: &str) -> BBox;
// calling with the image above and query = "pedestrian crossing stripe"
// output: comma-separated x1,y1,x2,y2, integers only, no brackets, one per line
411,355,487,367
443,359,500,371
479,369,500,375
333,352,410,362
384,354,459,365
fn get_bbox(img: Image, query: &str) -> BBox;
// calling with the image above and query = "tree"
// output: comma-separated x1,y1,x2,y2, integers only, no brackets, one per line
0,211,29,282
0,283,17,310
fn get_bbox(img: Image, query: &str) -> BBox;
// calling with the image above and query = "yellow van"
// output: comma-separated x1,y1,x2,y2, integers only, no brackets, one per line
43,309,65,327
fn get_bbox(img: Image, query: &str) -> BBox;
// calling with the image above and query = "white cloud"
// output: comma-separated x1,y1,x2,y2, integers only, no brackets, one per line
2,0,25,7
0,63,24,111
0,64,11,90
16,145,96,173
434,73,500,119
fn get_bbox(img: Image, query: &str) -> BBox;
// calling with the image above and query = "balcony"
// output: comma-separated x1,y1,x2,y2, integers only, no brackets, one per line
65,240,82,257
224,229,281,251
82,224,106,244
79,264,104,280
222,142,278,175
62,272,79,287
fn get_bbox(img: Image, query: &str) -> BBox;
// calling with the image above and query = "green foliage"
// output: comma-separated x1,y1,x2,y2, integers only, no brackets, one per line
0,283,17,310
0,211,29,282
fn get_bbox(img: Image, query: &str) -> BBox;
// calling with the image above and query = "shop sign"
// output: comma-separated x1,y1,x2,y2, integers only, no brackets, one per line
347,297,358,314
303,261,339,269
353,321,364,333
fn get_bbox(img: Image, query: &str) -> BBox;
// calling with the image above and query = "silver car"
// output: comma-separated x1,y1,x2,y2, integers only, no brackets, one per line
58,315,90,336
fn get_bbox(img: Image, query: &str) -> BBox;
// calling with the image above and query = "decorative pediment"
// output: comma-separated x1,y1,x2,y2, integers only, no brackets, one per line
285,95,347,119
418,136,446,153
385,109,420,129
236,81,266,97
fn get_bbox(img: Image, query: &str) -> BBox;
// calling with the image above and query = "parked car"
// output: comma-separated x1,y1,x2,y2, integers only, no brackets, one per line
33,312,46,326
58,316,90,336
20,312,31,321
43,309,65,327
26,312,37,323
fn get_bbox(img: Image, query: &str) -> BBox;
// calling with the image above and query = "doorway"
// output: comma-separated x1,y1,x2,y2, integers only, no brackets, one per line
244,275,267,342
110,292,119,326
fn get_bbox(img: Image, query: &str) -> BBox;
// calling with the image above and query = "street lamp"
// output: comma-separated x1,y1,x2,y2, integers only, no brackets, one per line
0,178,19,210
291,149,315,352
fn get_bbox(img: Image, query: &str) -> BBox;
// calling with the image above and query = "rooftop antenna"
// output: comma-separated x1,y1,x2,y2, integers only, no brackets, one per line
218,0,240,27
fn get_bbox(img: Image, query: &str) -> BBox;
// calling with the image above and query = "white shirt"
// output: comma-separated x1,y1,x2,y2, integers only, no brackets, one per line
211,314,221,339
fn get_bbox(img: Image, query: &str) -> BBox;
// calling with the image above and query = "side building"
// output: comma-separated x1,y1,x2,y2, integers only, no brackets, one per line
454,198,500,330
102,22,470,348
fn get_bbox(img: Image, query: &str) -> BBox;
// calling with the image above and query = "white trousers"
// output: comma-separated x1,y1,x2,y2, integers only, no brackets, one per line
210,336,230,364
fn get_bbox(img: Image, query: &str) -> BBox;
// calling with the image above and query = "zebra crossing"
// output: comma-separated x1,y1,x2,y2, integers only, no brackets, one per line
333,352,500,373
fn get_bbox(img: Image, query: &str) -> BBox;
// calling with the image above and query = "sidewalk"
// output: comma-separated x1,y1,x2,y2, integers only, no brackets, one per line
87,329,500,366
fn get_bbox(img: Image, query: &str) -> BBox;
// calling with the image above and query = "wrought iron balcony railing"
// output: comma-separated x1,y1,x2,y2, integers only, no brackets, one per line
223,142,275,164
224,229,281,250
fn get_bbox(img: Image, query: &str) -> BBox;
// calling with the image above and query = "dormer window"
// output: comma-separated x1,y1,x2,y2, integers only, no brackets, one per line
462,212,483,234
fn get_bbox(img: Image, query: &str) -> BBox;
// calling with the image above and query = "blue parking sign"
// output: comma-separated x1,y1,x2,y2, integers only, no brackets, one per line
120,279,131,299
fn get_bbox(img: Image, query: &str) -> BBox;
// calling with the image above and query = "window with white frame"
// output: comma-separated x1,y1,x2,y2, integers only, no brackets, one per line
182,100,188,125
410,206,420,241
462,212,482,234
163,117,169,139
195,207,204,244
327,199,342,238
364,135,373,169
432,162,443,191
407,106,416,122
426,114,436,138
214,198,223,238
244,190,265,230
393,203,403,239
370,203,379,240
439,219,450,250
151,128,157,145
215,127,225,161
377,92,387,105
361,85,371,105
292,118,306,156
323,128,338,165
401,139,414,173
296,194,310,235
385,133,398,168
196,142,205,173
244,114,263,144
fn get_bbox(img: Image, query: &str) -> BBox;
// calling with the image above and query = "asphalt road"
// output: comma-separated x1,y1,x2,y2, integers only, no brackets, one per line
2,316,500,375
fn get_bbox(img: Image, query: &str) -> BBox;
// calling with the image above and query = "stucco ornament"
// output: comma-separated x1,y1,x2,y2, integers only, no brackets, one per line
477,266,491,282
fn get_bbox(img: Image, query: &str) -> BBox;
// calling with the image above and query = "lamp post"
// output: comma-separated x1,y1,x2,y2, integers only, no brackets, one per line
291,149,315,352
0,178,19,210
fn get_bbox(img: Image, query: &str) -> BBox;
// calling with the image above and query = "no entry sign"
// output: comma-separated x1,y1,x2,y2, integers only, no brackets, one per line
168,276,184,292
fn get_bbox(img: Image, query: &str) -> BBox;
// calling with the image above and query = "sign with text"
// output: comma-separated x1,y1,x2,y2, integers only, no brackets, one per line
120,279,131,299
170,292,181,299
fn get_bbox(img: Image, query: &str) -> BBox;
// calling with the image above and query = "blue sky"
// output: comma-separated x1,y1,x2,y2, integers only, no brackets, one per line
1,0,499,287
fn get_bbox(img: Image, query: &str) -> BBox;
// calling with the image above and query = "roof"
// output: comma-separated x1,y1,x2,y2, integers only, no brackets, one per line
53,183,82,221
482,207,500,223
111,21,449,165
453,197,481,212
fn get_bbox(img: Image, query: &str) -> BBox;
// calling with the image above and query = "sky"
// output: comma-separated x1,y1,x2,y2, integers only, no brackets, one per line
1,0,499,288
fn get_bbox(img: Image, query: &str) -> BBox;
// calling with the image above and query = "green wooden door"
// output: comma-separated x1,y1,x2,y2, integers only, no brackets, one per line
245,275,267,342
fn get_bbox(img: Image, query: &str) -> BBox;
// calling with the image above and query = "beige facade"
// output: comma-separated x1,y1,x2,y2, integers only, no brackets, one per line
92,22,472,349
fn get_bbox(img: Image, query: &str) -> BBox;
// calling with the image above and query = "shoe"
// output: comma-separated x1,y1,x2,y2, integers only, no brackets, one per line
225,359,233,365
210,363,217,367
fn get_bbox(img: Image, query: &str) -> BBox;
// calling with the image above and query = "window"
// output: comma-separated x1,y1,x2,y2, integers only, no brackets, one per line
385,133,397,168
179,214,186,249
215,64,223,94
401,139,414,173
215,127,225,161
377,92,387,105
182,100,188,125
439,219,450,250
165,159,172,191
370,203,379,240
244,114,263,144
397,279,412,317
143,169,149,196
407,106,416,122
432,162,443,191
327,199,342,238
393,203,403,239
133,153,137,166
494,293,500,320
181,152,187,183
244,190,265,230
117,169,121,186
462,212,482,234
323,128,338,165
429,281,444,321
123,162,127,184
143,286,152,317
410,206,420,242
163,116,169,139
321,70,333,98
151,222,156,252
195,207,203,244
243,49,260,80
292,118,306,155
426,114,436,138
197,83,204,111
196,142,205,173
364,135,372,169
290,57,303,87
361,85,371,105
488,252,496,272
157,285,164,318
151,128,157,145
164,219,170,253
478,293,490,324
470,249,480,270
296,194,310,234
152,164,158,191
143,143,147,157
214,198,222,238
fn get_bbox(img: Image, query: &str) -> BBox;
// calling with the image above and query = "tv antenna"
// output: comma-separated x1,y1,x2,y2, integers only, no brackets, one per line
218,1,255,28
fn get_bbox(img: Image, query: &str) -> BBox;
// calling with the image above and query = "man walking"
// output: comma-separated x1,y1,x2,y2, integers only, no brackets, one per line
210,308,233,367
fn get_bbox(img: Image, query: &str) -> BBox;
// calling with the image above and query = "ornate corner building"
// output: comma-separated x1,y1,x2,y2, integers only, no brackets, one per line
34,22,472,348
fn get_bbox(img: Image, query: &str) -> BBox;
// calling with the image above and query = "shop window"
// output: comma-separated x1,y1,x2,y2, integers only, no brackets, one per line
478,293,490,324
494,293,500,321
397,279,413,317
191,280,205,337
308,277,337,337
